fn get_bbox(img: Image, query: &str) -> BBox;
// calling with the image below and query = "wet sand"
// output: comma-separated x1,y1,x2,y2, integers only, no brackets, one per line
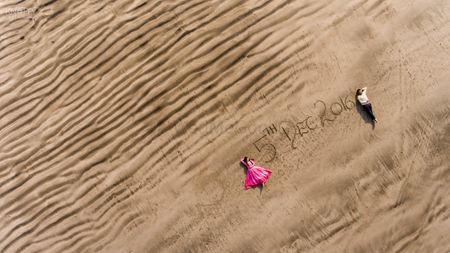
0,0,449,252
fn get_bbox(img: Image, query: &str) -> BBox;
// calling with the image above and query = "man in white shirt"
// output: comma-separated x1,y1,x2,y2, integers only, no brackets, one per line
356,87,378,123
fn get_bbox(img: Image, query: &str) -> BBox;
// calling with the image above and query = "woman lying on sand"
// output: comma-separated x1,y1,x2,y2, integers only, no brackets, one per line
241,157,272,189
357,87,378,123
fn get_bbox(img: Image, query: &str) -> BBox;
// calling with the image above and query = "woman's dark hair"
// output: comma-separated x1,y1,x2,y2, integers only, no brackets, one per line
356,89,362,95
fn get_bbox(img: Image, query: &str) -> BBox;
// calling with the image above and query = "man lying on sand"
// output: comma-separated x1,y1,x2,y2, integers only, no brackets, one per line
357,87,378,123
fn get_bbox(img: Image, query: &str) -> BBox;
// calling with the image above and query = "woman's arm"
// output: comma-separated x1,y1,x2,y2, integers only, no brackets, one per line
241,157,248,167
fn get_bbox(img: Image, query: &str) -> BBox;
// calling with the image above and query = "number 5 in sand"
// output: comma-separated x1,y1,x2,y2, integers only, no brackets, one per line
253,135,276,162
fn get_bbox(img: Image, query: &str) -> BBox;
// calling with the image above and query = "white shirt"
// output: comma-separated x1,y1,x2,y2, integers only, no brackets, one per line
357,87,370,105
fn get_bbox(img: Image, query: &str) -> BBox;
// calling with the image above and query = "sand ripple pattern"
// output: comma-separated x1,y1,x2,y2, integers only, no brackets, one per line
1,0,449,252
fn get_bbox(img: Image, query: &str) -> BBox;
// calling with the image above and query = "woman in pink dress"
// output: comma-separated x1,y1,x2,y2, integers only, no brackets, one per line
241,157,272,189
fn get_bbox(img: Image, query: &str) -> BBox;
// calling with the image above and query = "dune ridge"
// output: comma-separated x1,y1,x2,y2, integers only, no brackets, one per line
0,0,449,252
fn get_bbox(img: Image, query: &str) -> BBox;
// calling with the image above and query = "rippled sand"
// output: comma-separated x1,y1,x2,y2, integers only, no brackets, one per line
0,0,449,252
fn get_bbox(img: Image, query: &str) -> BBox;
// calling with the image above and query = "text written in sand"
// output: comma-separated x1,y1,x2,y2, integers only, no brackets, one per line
253,94,355,162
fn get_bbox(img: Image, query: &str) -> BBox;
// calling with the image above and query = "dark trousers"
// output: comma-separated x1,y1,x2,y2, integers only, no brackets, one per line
362,103,376,121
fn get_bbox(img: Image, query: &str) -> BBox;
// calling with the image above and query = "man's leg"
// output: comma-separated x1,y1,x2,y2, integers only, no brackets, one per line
368,104,377,121
363,104,376,121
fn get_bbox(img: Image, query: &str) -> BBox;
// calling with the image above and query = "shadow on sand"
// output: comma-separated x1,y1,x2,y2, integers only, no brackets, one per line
354,94,375,129
240,162,264,194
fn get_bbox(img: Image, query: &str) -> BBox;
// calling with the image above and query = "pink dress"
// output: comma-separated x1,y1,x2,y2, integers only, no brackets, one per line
241,158,272,189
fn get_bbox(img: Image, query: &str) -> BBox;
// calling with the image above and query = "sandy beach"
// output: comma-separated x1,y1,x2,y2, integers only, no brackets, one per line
0,0,449,252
